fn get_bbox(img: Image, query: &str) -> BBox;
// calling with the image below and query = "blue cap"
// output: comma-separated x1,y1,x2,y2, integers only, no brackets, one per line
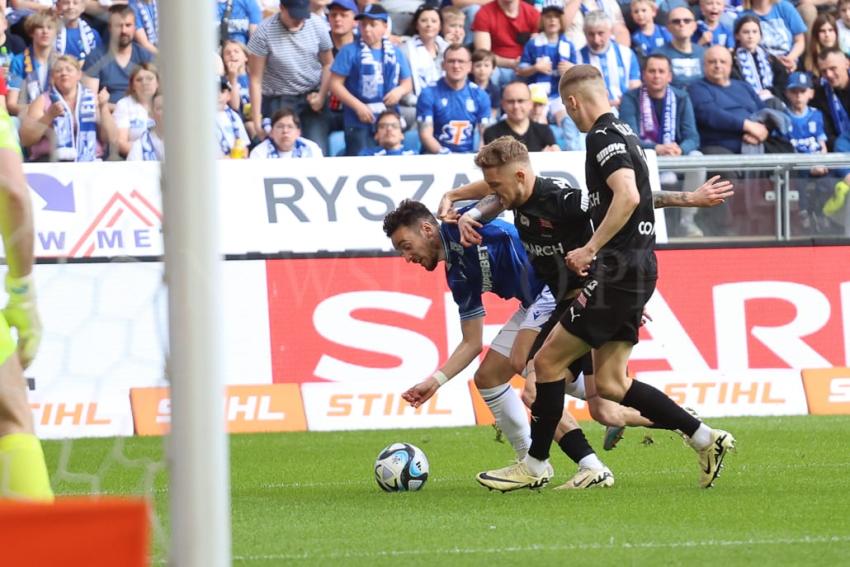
329,0,359,13
355,3,389,21
541,0,565,13
786,71,813,91
282,0,311,20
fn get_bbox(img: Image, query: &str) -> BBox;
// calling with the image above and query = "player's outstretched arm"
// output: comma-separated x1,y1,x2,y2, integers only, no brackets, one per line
0,147,40,368
437,179,493,222
652,175,734,208
402,317,484,408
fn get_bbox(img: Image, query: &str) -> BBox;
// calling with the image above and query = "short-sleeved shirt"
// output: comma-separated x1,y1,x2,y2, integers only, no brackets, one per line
742,1,806,57
57,24,104,62
331,41,412,129
483,120,556,152
83,43,154,103
247,14,332,97
693,20,734,49
655,43,705,89
114,95,151,143
632,25,672,57
519,34,577,96
786,106,827,154
440,218,545,320
217,0,262,45
511,176,591,300
417,79,491,153
584,112,657,284
576,42,640,102
471,1,540,60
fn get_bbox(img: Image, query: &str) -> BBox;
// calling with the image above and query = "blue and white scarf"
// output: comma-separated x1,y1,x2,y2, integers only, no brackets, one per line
823,74,850,137
579,42,627,101
638,86,676,144
23,48,48,103
735,46,773,94
133,0,159,45
56,19,98,59
217,107,243,155
359,38,399,102
138,129,163,161
255,137,314,158
52,84,98,162
406,35,446,95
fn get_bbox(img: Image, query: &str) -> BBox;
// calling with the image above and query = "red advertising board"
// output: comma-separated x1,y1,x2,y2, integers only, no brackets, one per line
266,247,850,385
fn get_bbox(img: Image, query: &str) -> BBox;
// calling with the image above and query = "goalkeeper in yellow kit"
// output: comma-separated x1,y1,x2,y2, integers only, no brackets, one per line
0,109,52,501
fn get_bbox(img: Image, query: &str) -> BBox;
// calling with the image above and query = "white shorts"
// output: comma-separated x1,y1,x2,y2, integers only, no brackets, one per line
489,287,556,358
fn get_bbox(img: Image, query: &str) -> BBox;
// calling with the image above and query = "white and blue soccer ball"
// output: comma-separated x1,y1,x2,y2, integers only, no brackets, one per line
374,442,429,492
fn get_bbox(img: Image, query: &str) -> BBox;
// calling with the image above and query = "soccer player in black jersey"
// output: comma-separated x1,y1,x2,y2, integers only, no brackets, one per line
470,66,736,491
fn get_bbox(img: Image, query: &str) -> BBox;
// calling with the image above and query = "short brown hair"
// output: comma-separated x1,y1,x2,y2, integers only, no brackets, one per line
271,108,300,128
474,136,530,169
472,48,496,66
382,199,437,238
440,6,464,22
24,12,58,36
558,64,604,99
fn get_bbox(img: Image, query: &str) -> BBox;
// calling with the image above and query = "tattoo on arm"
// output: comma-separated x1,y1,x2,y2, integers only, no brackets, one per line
653,191,690,209
475,193,505,222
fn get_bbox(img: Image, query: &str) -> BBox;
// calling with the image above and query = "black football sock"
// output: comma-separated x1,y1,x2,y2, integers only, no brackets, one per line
620,380,701,437
557,428,594,464
527,379,565,461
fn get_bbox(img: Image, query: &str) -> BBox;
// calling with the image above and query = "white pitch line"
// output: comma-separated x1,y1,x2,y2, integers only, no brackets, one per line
228,535,850,563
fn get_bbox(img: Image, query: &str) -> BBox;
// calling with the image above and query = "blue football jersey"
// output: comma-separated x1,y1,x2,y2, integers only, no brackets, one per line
786,107,827,154
519,34,577,96
440,219,545,320
417,79,492,153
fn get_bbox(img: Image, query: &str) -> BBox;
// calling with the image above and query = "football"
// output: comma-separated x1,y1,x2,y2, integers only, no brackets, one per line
374,443,429,492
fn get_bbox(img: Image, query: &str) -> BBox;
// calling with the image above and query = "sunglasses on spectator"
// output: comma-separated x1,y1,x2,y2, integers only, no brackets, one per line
670,18,694,25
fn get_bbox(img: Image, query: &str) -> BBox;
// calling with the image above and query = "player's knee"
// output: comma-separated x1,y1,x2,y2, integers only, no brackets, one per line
473,368,500,389
587,400,613,427
595,378,627,402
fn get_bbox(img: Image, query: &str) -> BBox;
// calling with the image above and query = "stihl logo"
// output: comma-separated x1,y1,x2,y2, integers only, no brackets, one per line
828,378,850,402
327,392,451,417
31,402,111,426
68,191,162,258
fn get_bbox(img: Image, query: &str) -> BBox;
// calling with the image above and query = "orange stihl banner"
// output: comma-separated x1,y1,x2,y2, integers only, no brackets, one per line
130,385,307,435
801,368,850,415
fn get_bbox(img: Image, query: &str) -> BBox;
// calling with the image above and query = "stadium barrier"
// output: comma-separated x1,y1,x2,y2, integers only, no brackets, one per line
16,245,849,438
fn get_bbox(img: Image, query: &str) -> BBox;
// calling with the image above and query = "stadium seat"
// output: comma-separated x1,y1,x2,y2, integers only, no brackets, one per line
403,129,421,154
329,131,346,157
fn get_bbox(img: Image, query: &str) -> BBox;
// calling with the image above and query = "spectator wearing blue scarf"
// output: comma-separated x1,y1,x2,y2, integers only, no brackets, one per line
621,53,704,236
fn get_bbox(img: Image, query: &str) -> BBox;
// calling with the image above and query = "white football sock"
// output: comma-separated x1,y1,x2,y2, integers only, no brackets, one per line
578,453,604,470
690,423,713,449
525,455,549,476
478,383,530,459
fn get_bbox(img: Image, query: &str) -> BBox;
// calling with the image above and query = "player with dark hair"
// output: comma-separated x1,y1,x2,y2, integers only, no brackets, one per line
469,65,735,492
0,107,52,501
383,199,617,489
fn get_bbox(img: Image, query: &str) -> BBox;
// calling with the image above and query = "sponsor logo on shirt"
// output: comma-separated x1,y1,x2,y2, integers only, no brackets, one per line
596,142,626,167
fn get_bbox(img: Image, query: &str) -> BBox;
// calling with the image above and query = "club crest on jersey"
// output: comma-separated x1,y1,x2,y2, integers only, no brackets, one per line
539,218,553,230
612,122,636,138
465,98,476,112
517,212,530,226
441,97,448,107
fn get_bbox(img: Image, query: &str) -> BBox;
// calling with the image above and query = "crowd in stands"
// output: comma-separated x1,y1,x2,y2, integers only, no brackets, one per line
0,0,848,233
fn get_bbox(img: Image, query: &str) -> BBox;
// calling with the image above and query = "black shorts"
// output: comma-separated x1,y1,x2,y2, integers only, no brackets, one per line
559,277,656,349
527,299,593,378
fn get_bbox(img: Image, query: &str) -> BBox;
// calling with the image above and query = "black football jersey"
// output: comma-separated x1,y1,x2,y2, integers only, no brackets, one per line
513,176,592,301
584,112,658,284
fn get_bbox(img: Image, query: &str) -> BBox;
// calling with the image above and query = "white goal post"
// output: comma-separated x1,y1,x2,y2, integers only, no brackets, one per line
160,1,231,566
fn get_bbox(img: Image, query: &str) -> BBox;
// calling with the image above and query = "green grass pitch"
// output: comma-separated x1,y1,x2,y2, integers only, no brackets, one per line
44,415,850,565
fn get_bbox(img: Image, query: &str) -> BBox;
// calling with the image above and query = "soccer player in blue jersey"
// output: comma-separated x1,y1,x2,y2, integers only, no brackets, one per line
417,44,492,154
383,199,617,489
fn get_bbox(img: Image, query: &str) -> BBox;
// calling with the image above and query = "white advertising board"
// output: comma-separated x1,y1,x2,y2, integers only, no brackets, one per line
21,152,666,259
